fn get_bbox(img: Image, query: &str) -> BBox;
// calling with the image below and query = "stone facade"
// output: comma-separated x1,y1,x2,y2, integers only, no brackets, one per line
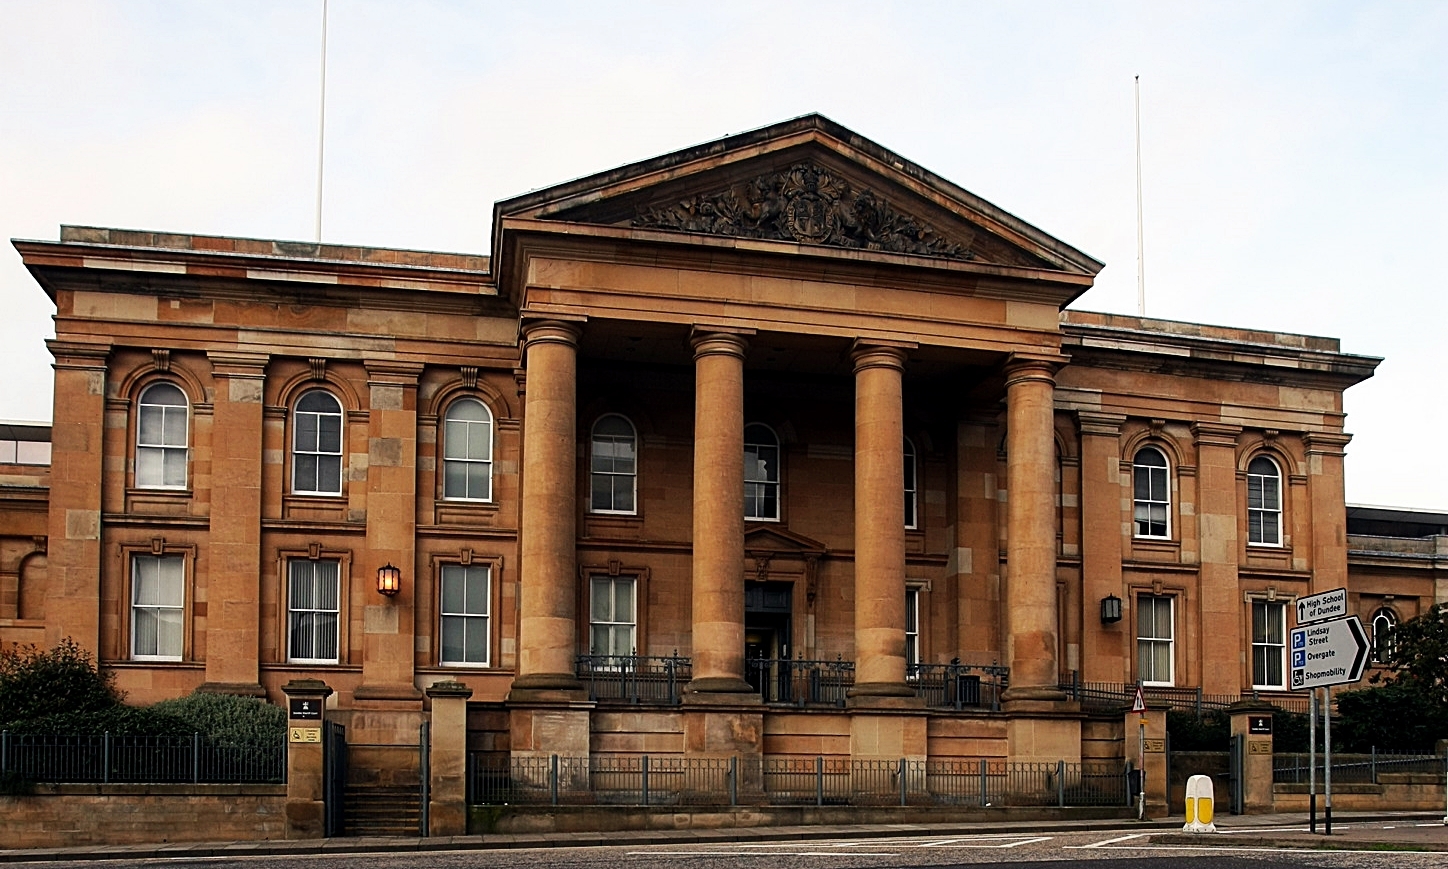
0,115,1420,780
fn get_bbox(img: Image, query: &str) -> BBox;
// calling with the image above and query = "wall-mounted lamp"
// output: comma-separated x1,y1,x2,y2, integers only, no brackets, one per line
377,563,402,597
1100,594,1122,624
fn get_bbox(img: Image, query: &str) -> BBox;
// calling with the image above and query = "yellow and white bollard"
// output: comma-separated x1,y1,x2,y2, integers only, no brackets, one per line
1182,774,1217,832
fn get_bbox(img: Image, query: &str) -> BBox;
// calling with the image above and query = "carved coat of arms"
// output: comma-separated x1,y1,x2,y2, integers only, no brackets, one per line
632,161,983,262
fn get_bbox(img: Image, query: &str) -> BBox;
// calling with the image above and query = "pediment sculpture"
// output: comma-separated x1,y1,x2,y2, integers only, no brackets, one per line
632,162,977,261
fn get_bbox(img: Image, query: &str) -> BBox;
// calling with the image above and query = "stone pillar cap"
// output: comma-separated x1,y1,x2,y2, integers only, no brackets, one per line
281,678,334,698
425,679,475,699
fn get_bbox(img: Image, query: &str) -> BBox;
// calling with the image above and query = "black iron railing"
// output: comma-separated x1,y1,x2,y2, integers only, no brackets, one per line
908,660,1009,711
1058,673,1311,716
576,654,691,705
747,657,854,707
1273,749,1447,784
0,731,285,784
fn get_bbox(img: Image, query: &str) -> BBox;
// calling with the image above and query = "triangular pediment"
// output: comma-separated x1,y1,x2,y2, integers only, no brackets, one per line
744,526,828,558
494,115,1102,276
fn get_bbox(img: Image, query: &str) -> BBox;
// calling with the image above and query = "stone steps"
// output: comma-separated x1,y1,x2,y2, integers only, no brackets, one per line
343,785,423,837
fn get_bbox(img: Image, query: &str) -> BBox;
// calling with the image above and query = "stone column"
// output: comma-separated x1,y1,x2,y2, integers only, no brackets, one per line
281,678,332,839
1304,433,1352,595
1078,412,1127,685
43,340,110,652
425,680,473,836
356,361,425,700
201,352,269,695
686,329,755,696
511,319,584,696
849,342,915,699
1002,354,1065,701
1193,422,1243,696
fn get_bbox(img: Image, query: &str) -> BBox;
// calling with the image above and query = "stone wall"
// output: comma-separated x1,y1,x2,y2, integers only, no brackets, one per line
1274,775,1446,812
0,784,287,849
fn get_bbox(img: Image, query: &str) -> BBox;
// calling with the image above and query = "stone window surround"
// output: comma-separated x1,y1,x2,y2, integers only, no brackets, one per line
119,540,196,664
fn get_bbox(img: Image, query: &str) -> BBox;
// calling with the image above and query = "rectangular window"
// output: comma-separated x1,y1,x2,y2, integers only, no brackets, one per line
904,587,921,667
589,575,636,659
1136,595,1174,685
1252,601,1286,689
439,564,490,666
288,559,340,663
131,555,184,660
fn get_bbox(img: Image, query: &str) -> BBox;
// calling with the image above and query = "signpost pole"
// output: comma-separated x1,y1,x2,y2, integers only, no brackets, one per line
1324,685,1333,836
1309,688,1317,833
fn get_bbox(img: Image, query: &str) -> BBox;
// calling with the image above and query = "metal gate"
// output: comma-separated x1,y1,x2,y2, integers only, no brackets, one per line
323,721,347,837
1228,733,1245,815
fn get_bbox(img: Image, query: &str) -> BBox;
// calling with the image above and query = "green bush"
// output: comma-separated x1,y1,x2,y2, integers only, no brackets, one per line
14,705,193,737
1166,709,1230,750
150,692,285,747
0,639,120,728
1334,681,1448,753
1271,710,1312,753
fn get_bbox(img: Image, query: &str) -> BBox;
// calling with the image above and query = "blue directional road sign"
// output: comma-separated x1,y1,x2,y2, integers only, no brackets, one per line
1289,615,1370,691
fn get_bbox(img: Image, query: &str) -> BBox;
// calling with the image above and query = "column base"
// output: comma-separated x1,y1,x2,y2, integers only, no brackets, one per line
847,680,919,700
1001,685,1070,704
507,672,586,703
684,676,759,699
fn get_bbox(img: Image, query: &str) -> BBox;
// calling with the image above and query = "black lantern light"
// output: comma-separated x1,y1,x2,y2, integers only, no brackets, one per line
1100,593,1122,624
376,563,402,597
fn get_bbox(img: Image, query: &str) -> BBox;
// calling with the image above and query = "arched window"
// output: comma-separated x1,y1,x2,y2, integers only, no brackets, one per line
744,423,780,521
1371,607,1398,664
590,414,637,513
904,438,919,529
136,382,188,489
1132,447,1170,538
1247,456,1283,546
292,390,344,496
442,398,493,501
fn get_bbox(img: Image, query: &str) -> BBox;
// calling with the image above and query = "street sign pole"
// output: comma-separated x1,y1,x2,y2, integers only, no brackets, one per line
1309,688,1317,833
1324,685,1333,836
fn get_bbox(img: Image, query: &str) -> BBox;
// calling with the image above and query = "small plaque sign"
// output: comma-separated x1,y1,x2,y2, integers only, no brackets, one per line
1248,740,1272,755
1144,739,1165,753
289,727,322,744
1249,716,1272,734
289,698,323,720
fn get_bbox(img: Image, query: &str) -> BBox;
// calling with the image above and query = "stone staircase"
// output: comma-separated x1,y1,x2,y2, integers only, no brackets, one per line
343,784,423,837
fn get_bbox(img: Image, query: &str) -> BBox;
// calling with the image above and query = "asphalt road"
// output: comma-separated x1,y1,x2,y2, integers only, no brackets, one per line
11,828,1444,869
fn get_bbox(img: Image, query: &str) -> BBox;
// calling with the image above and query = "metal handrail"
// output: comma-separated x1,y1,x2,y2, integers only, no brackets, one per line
746,657,855,707
908,659,1009,711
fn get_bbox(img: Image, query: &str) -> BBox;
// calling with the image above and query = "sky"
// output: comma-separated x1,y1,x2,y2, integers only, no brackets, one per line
1,1,1444,508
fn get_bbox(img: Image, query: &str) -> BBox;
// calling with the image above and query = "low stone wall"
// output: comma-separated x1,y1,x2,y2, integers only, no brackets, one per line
1274,774,1446,812
470,803,1133,835
0,784,287,849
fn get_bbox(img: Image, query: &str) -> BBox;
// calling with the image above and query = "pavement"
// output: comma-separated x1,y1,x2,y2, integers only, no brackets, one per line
0,811,1444,862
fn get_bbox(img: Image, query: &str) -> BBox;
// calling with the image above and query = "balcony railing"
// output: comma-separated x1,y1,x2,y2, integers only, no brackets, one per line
747,657,854,707
908,660,1009,711
576,654,691,705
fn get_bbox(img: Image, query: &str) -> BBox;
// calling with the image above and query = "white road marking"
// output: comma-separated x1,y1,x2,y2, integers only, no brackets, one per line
1074,832,1152,848
629,851,901,858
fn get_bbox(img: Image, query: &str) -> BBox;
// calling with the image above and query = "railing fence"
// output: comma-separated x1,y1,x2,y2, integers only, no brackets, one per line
0,731,286,784
468,752,1129,808
1059,673,1311,716
1273,749,1447,784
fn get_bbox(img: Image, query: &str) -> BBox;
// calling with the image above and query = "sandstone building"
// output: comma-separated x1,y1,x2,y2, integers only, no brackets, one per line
0,115,1433,770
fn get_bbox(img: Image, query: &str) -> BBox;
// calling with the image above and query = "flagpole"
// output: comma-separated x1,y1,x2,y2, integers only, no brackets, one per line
1135,75,1146,317
315,0,329,242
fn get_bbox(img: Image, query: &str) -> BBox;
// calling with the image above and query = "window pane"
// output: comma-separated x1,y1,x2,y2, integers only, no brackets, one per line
591,578,611,622
467,568,489,615
1154,600,1172,639
614,580,634,623
465,617,488,663
441,566,464,614
468,463,491,500
162,408,186,446
163,448,187,486
443,420,470,460
318,414,342,453
138,407,163,446
441,616,465,663
1134,469,1150,501
320,455,342,493
444,461,467,499
1262,480,1280,511
135,609,159,656
295,454,318,492
612,476,634,512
